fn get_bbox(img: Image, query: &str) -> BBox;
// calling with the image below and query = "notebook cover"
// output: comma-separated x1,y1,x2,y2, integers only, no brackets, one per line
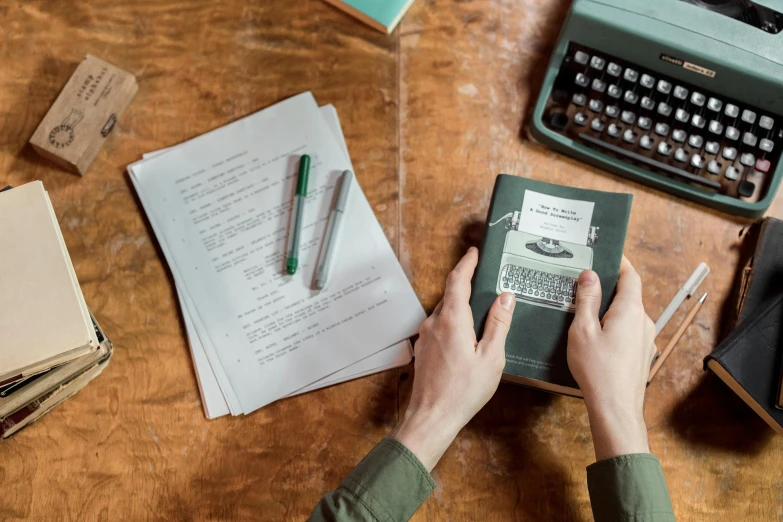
704,294,783,433
470,175,632,394
322,0,414,33
732,218,783,408
0,181,96,382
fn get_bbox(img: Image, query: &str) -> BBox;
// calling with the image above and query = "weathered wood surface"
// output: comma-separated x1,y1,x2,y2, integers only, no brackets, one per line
0,1,781,520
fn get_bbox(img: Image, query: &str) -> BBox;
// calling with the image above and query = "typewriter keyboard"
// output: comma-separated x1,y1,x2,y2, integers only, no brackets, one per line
543,43,783,203
500,264,577,311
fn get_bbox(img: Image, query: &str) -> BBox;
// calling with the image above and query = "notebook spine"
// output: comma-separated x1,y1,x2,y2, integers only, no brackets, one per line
471,175,507,337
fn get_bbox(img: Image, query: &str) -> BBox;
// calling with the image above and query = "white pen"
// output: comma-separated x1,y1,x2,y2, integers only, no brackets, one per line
655,262,710,336
314,171,353,290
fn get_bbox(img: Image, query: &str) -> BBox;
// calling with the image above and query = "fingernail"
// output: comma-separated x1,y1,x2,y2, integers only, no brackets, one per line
468,246,478,255
579,270,598,286
500,292,514,310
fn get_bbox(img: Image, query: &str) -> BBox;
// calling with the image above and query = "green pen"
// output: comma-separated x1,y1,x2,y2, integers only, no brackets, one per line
285,155,310,275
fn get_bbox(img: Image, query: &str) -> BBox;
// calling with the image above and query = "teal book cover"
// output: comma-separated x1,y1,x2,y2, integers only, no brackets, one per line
470,175,633,396
323,0,415,33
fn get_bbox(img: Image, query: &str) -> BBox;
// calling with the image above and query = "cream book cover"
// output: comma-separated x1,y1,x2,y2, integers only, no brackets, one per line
0,182,97,383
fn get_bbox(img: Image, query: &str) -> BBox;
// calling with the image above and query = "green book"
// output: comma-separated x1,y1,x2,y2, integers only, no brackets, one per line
323,0,415,34
470,175,633,396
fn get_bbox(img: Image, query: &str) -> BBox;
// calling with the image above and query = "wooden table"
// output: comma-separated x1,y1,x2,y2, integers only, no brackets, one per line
1,1,782,520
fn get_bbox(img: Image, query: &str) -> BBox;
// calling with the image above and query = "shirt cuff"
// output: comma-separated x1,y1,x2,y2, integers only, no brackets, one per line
587,454,675,522
339,437,436,522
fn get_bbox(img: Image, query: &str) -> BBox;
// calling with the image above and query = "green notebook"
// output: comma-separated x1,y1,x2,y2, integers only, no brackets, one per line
470,175,632,396
323,0,415,34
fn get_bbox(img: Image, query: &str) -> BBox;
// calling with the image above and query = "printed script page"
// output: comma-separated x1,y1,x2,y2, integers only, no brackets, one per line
130,93,424,413
144,105,413,418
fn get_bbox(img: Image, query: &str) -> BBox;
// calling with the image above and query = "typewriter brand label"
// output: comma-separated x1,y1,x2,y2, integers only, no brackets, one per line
660,54,683,66
660,54,716,78
683,62,716,78
520,191,595,246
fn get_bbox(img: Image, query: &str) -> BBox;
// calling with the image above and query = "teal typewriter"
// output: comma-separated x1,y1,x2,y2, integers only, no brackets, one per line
531,0,783,217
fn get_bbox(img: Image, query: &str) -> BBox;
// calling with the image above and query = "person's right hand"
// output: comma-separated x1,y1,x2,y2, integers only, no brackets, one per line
567,257,656,461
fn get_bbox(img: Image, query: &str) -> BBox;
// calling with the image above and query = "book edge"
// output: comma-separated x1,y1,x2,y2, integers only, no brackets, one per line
737,218,774,323
322,0,393,33
0,332,110,418
502,374,583,398
707,360,783,435
704,293,783,430
1,358,109,439
387,0,415,31
0,345,96,386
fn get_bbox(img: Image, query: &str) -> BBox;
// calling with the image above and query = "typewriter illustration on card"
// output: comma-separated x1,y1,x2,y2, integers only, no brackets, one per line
489,192,598,313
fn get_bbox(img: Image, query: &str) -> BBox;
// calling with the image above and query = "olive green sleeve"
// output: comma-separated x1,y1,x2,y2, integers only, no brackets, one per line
308,437,436,522
587,453,675,522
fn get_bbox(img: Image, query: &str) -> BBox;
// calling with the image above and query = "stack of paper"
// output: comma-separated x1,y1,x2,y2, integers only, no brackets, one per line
0,182,112,439
129,93,425,418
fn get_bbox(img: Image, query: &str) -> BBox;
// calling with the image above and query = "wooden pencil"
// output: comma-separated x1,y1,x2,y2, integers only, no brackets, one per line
648,292,707,383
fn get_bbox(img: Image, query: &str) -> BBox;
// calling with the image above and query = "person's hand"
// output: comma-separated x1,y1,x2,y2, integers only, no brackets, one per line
567,256,656,461
392,247,516,471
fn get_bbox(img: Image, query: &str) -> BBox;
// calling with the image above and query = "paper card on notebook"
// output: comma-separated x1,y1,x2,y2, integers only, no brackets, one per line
519,190,594,246
130,92,425,414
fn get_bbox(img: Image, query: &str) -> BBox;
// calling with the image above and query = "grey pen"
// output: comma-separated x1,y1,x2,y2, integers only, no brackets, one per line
314,170,354,290
654,262,710,336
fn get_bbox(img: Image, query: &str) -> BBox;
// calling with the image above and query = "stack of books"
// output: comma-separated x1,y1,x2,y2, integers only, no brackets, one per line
0,182,112,439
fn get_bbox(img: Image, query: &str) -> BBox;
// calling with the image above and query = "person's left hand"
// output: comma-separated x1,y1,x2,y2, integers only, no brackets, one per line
393,247,516,471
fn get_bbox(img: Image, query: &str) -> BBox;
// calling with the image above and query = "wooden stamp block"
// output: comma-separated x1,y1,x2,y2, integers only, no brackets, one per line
29,55,138,175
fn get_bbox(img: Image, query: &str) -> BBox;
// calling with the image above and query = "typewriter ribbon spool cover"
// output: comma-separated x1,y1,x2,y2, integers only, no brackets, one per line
470,175,631,395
